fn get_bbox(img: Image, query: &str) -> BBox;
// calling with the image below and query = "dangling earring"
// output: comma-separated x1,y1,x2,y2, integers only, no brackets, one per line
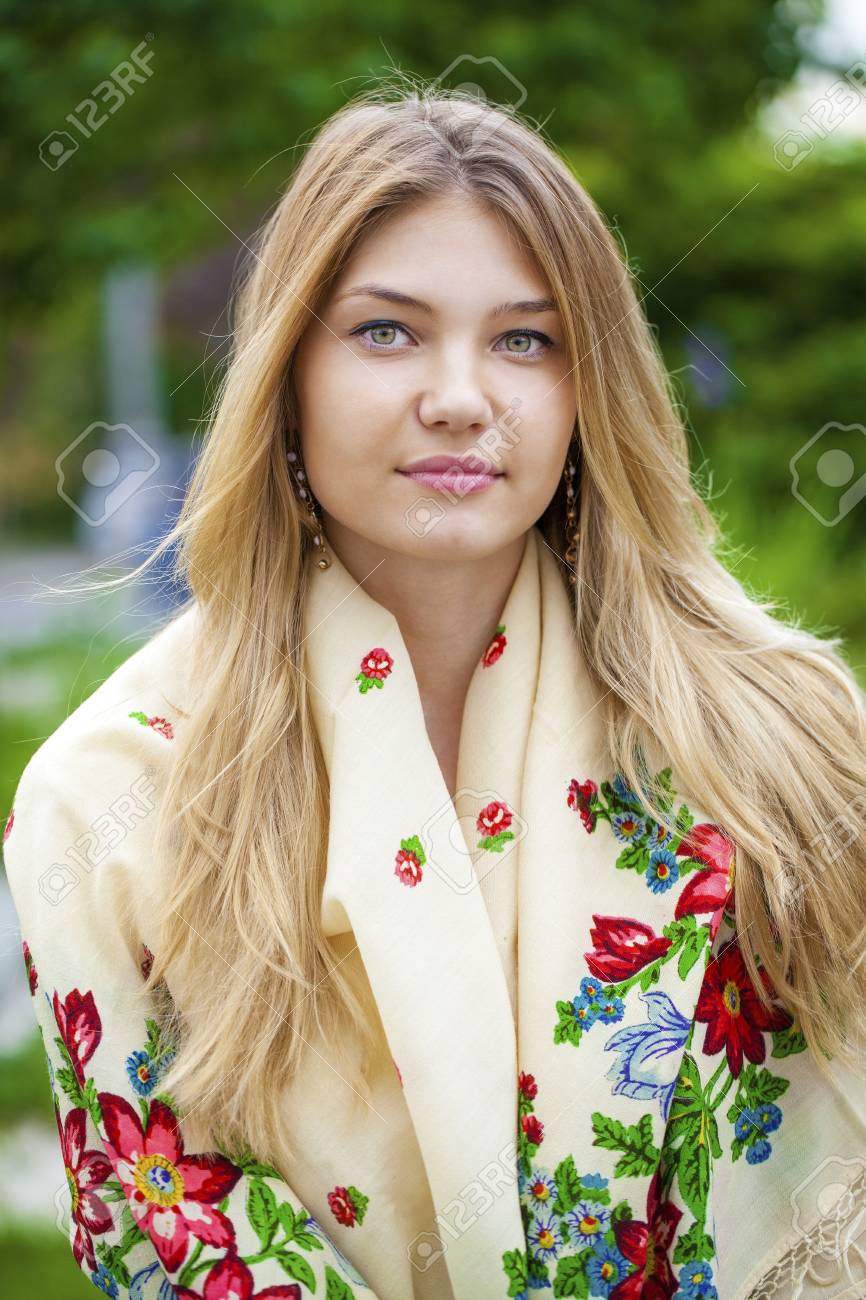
287,438,331,571
563,449,580,585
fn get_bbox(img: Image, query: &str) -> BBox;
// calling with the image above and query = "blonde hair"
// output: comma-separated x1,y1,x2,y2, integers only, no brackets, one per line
63,77,866,1172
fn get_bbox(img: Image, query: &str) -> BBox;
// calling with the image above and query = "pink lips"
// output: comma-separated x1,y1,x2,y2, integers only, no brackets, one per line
397,455,503,497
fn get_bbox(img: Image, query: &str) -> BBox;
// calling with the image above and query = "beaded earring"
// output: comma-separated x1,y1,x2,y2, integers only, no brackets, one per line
563,450,580,585
287,441,331,571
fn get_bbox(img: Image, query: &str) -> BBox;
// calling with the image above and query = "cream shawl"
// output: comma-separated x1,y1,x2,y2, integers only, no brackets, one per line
5,523,866,1300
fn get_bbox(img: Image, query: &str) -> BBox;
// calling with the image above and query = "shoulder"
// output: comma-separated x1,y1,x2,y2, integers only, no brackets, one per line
4,601,200,928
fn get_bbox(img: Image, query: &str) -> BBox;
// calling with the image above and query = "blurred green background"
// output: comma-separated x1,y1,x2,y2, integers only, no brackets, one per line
2,0,865,1294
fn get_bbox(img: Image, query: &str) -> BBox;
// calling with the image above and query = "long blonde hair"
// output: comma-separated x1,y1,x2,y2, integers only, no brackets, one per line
66,77,866,1171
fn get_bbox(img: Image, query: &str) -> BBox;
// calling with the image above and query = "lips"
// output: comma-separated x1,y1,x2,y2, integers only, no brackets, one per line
397,456,503,497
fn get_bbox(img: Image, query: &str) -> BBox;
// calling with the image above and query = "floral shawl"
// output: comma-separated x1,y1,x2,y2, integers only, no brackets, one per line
4,523,866,1300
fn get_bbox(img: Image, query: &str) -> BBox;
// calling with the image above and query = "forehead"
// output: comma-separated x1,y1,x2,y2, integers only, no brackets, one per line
330,194,553,307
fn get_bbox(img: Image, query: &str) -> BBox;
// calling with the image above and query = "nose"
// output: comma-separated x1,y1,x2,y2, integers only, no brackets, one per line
417,354,495,437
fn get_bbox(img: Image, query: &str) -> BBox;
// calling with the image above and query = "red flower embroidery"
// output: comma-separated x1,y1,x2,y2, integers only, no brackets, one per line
675,822,736,942
518,1071,537,1100
476,800,515,852
56,1103,113,1272
355,647,394,693
611,1169,681,1299
482,624,507,667
52,989,102,1087
584,915,672,984
521,1114,544,1146
141,944,155,980
149,717,174,740
98,1093,241,1273
175,1249,301,1299
22,939,37,995
694,936,792,1077
129,710,174,740
394,835,426,887
567,778,598,832
3,807,13,841
327,1185,365,1227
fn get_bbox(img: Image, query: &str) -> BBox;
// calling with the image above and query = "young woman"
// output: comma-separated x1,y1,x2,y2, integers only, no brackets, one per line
6,85,866,1300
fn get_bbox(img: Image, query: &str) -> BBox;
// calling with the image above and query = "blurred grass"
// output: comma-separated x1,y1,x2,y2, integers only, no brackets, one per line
0,1225,99,1299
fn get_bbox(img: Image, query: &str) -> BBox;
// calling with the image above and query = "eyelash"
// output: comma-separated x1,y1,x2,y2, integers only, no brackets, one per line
350,320,554,360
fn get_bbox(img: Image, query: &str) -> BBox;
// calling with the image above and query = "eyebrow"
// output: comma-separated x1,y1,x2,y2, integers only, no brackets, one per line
332,282,558,318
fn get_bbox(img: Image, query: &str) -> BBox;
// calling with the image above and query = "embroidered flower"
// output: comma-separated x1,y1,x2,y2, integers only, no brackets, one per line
521,1114,544,1147
612,811,646,843
129,711,174,740
524,1169,557,1210
674,823,736,942
22,939,38,995
675,1259,719,1299
482,623,507,667
597,994,626,1024
604,989,693,1121
612,1169,682,1299
53,988,102,1087
394,835,426,887
647,822,674,850
746,1139,772,1165
572,993,600,1028
91,1261,119,1297
476,799,514,852
174,1248,302,1299
327,1184,368,1228
56,1103,113,1272
3,807,13,841
518,1070,538,1100
694,936,792,1077
141,945,155,980
754,1101,782,1134
98,1093,242,1274
646,846,679,894
355,647,394,693
587,1238,631,1296
125,1048,170,1098
584,915,672,984
566,1199,611,1240
528,1211,564,1261
567,778,598,832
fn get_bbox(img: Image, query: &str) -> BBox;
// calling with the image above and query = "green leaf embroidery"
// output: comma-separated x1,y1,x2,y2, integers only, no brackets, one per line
672,1221,715,1265
324,1265,356,1298
278,1251,317,1290
552,1252,590,1297
590,1111,660,1177
247,1178,279,1250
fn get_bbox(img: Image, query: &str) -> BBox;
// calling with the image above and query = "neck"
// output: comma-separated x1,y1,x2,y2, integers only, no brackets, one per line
320,517,528,706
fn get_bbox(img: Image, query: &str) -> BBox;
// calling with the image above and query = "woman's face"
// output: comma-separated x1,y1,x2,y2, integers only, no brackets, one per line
292,192,577,562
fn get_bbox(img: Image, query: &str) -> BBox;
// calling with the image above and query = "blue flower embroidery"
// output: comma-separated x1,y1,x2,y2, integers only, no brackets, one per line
603,989,692,1120
674,1258,719,1298
565,1198,611,1240
646,846,679,893
586,1239,630,1295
